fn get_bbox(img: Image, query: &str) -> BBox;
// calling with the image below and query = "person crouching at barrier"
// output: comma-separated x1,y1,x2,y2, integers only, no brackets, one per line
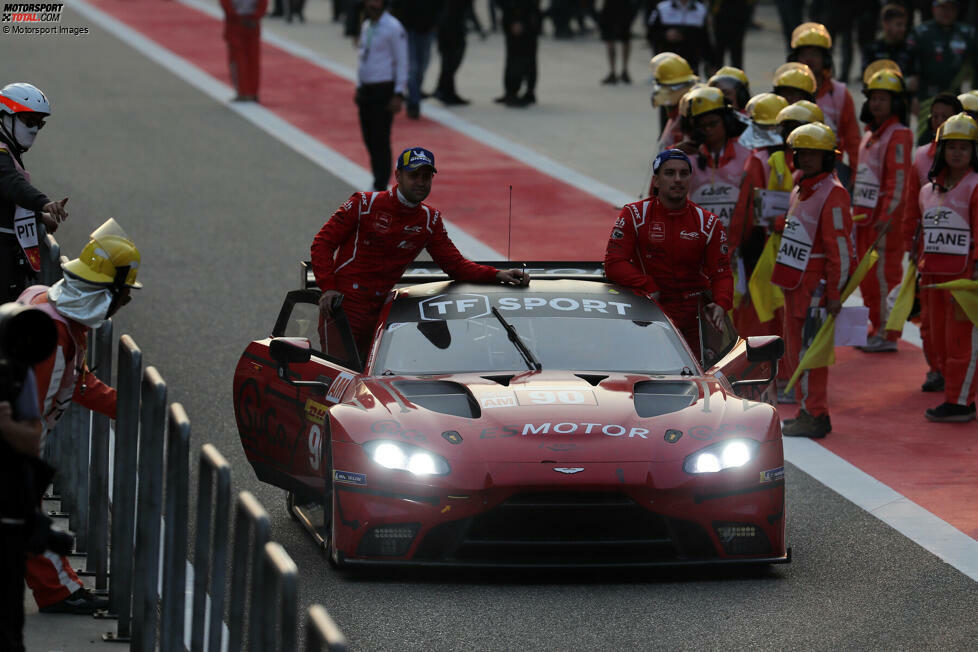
772,123,856,438
910,114,978,422
15,218,141,614
606,148,733,359
852,63,913,353
0,82,69,303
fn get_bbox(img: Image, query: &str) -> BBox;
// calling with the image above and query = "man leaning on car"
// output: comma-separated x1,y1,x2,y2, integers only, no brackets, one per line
604,148,734,359
311,146,529,355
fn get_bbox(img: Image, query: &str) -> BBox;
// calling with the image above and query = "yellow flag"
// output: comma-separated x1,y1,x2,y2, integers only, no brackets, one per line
884,261,917,333
931,279,978,328
749,234,785,323
785,249,880,392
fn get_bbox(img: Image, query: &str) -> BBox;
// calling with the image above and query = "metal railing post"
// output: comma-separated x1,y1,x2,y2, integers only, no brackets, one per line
191,445,231,652
305,606,347,652
131,367,167,651
261,542,298,652
63,397,90,549
107,336,141,642
227,491,270,652
160,404,191,652
86,319,112,590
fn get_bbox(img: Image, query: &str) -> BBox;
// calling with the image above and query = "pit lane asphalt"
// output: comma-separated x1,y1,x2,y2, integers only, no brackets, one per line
7,10,978,650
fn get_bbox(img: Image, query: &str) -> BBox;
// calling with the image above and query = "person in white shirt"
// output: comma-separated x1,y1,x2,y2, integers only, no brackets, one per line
355,0,408,191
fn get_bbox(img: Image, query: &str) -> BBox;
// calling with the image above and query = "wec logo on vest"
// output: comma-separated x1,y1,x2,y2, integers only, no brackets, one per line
923,207,969,256
691,183,737,227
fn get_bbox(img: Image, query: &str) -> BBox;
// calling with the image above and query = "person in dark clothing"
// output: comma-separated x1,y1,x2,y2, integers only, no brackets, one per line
711,0,751,69
391,0,445,118
547,0,576,38
434,0,472,105
817,0,880,84
646,0,714,77
861,3,915,78
0,83,68,303
495,0,541,107
774,0,804,55
600,0,638,84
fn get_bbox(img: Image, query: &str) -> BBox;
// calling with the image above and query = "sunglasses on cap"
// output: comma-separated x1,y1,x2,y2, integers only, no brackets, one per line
17,113,46,129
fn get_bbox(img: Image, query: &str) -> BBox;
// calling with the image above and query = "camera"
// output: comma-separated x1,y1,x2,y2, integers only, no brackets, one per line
0,301,71,556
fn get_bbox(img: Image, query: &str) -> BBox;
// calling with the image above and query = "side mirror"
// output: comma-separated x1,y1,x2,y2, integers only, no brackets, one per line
269,337,332,395
745,335,785,363
270,337,312,366
732,335,784,389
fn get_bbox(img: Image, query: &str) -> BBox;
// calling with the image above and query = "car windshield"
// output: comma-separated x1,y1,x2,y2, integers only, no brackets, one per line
373,288,695,375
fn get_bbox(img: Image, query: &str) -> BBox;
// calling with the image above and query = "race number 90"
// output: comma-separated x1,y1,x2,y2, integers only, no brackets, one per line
308,424,322,471
519,390,596,405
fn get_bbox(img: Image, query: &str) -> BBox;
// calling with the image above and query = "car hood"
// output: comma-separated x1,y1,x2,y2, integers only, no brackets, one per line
329,371,779,463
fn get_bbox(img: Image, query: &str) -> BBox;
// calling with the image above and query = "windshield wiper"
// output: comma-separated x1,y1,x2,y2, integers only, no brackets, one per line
491,307,542,371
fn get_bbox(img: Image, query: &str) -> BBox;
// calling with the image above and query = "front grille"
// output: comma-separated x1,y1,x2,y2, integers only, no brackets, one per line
414,492,716,564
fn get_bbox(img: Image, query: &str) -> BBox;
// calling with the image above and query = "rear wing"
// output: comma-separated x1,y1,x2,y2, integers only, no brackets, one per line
299,261,607,290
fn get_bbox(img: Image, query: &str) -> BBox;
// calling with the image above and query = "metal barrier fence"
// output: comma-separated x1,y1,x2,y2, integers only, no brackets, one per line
35,231,347,650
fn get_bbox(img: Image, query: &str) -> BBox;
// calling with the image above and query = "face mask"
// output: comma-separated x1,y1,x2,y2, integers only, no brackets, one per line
13,118,38,150
738,123,783,150
48,277,114,329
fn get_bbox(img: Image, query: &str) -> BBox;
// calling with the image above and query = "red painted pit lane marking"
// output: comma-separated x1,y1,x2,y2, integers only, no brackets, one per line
88,0,619,261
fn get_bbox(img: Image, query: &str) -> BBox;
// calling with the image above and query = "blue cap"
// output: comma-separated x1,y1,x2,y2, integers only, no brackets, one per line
652,148,692,174
396,147,437,173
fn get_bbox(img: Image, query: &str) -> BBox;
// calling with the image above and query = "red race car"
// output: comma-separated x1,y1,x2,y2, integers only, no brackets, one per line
233,263,789,568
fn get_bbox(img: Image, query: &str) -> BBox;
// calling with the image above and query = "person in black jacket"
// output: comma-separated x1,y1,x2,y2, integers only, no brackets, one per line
434,0,472,105
646,0,714,77
0,83,68,303
495,0,542,107
861,3,915,78
391,0,445,118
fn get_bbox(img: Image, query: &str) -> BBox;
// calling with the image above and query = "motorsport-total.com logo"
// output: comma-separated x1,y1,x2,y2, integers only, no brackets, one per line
2,3,63,22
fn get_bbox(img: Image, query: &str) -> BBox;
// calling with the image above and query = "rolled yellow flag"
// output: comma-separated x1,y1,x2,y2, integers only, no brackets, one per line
884,261,917,333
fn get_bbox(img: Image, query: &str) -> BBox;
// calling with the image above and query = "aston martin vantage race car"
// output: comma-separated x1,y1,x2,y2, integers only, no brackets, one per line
233,263,789,568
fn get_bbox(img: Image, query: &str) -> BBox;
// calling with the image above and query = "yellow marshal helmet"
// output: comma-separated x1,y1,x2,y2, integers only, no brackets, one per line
791,22,832,50
62,218,142,289
685,86,727,118
676,83,706,117
936,112,978,142
776,99,825,125
958,91,978,114
773,62,817,95
864,69,905,94
709,66,750,88
862,59,902,86
650,52,698,85
786,122,837,152
746,93,789,125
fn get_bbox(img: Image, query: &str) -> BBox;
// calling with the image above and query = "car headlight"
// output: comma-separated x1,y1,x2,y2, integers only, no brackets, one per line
363,440,451,476
683,438,759,474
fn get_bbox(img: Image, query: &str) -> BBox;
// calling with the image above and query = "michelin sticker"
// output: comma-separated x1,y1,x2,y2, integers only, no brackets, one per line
334,470,367,485
760,466,785,483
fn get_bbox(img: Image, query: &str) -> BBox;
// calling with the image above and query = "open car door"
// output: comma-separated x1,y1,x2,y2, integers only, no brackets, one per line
699,298,783,406
233,290,363,502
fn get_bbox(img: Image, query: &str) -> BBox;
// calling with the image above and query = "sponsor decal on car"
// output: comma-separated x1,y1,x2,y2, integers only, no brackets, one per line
478,391,517,409
327,371,356,403
334,470,367,486
664,428,683,443
417,294,634,320
304,399,329,426
520,422,650,438
760,466,785,483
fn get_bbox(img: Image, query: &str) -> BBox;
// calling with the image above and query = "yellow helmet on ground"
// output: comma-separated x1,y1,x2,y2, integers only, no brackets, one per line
958,91,978,114
684,86,727,118
649,52,697,85
936,113,978,142
791,22,832,50
746,93,789,125
864,69,905,94
787,122,837,152
62,218,142,289
773,63,817,95
776,100,825,125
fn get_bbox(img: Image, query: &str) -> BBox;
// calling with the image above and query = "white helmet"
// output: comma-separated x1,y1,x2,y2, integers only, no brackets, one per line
0,83,51,116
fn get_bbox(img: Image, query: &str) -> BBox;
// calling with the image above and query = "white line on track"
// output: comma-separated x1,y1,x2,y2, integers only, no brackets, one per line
75,0,975,582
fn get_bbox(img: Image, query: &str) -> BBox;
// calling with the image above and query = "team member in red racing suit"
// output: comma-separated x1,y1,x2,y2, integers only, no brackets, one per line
606,148,733,360
18,219,140,614
220,0,268,102
773,123,856,438
312,147,529,356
